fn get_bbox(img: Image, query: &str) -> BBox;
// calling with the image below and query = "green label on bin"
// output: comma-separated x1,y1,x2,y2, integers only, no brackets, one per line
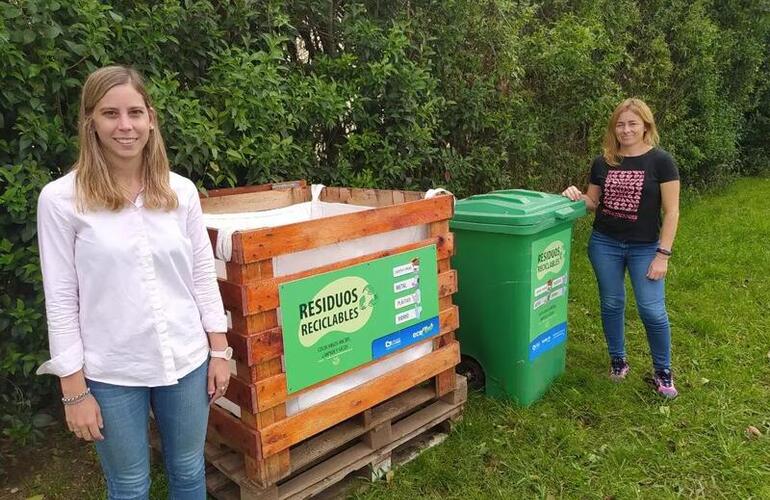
279,245,439,394
528,229,572,361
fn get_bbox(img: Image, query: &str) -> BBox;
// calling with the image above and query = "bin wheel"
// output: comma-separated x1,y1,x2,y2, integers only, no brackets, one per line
456,355,485,391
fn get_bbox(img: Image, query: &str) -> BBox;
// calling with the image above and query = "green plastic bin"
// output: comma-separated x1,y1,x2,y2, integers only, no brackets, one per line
450,189,586,406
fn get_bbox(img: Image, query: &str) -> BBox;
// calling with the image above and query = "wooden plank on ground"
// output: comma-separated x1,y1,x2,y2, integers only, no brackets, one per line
279,392,464,498
204,376,465,499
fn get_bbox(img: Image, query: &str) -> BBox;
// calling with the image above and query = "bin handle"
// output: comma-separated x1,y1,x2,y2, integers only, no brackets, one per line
555,206,575,220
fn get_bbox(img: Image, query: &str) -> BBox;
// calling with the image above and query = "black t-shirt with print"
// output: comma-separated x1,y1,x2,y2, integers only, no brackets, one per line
589,148,679,243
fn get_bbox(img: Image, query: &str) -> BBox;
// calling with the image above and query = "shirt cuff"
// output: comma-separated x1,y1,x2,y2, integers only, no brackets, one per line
201,312,228,334
36,342,84,377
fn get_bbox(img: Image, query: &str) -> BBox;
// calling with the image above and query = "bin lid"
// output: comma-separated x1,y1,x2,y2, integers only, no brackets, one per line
452,189,585,228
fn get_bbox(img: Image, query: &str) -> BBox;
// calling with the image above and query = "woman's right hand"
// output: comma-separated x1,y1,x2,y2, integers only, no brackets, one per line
561,185,583,201
65,395,104,441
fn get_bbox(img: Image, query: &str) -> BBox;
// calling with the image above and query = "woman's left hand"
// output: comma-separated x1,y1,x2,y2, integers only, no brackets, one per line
207,358,231,404
647,255,669,280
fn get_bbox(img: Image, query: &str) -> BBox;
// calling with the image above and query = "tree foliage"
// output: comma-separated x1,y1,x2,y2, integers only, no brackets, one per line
1,0,768,441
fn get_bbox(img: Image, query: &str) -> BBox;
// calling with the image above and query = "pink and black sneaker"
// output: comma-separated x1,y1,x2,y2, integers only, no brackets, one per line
609,357,630,382
653,369,678,398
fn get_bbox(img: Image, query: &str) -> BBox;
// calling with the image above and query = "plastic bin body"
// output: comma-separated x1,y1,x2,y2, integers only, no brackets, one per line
450,190,585,406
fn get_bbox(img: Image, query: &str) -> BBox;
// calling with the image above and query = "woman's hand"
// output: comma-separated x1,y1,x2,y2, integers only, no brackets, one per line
561,185,583,201
207,358,231,404
647,254,669,280
65,396,104,441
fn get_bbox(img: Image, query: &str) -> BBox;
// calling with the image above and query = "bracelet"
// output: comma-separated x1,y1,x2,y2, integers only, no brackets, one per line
61,387,91,406
656,247,672,257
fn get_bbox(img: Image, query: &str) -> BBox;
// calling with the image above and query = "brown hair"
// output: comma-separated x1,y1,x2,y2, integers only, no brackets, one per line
602,98,660,166
74,65,177,211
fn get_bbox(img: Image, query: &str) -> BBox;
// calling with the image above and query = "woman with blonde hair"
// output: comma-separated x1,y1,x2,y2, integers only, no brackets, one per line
562,97,680,398
36,65,232,498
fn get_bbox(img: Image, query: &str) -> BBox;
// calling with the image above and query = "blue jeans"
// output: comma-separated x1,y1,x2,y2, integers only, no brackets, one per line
87,360,209,500
587,231,671,370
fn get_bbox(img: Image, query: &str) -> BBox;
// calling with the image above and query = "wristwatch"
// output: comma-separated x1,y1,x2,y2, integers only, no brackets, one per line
210,346,233,360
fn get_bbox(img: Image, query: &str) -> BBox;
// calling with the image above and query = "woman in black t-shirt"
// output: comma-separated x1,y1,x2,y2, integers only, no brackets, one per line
562,98,680,398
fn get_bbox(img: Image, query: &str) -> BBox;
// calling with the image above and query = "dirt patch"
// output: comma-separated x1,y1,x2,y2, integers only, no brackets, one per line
0,422,104,500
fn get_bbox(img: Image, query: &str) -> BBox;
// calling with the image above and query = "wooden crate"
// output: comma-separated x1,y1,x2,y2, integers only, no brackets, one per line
201,181,461,492
205,375,467,500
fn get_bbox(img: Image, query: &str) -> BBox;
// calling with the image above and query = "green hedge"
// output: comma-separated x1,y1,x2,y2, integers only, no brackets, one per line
1,0,768,441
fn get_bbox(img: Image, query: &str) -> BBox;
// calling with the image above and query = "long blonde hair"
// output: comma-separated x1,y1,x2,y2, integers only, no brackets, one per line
74,65,177,211
602,98,660,166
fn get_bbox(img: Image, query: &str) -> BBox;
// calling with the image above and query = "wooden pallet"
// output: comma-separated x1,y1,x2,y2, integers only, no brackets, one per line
204,375,467,500
200,181,461,488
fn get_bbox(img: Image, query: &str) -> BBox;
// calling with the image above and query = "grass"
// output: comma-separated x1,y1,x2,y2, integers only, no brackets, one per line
352,176,770,499
3,177,769,499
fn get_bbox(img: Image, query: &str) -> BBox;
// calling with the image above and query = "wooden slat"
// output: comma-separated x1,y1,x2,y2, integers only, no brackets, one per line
323,187,339,203
254,373,287,413
202,180,306,199
258,341,461,457
227,326,283,365
223,374,256,413
209,406,261,459
245,357,291,485
230,311,278,337
225,260,273,284
201,188,306,214
349,188,379,207
218,280,248,314
234,195,453,263
438,270,458,299
434,369,456,397
376,190,395,207
221,234,453,316
336,187,351,203
280,393,465,499
288,385,437,472
203,376,466,498
207,228,219,252
318,187,413,208
430,220,451,235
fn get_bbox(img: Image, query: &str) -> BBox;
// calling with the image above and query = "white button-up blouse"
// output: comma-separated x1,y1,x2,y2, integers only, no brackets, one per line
35,171,227,386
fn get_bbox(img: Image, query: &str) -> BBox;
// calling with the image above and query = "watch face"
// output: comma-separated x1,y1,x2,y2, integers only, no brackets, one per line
212,347,233,360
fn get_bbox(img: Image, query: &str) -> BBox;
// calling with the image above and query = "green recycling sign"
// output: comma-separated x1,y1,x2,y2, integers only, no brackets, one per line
279,245,440,394
527,228,571,361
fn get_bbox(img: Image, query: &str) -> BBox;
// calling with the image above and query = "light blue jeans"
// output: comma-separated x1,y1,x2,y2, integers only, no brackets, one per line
87,360,209,500
587,231,672,370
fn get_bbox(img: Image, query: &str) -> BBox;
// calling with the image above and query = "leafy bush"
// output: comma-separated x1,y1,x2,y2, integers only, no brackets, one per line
1,0,768,442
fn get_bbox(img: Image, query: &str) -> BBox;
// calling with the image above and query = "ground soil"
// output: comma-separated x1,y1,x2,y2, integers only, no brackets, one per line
0,422,104,500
